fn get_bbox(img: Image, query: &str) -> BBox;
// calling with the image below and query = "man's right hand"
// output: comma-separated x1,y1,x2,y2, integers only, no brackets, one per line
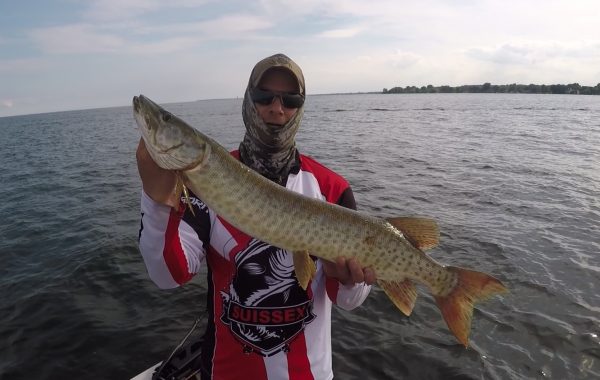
136,138,179,208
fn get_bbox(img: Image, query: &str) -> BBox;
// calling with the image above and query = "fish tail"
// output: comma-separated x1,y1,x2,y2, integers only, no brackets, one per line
434,266,507,347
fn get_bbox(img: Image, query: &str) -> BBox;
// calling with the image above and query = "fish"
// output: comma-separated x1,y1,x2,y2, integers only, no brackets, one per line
133,94,507,347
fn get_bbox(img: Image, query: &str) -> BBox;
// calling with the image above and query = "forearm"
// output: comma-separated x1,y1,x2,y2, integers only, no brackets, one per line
139,191,206,288
336,282,371,310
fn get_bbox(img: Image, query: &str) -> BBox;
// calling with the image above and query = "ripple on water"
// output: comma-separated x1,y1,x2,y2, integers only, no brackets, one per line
1,94,600,379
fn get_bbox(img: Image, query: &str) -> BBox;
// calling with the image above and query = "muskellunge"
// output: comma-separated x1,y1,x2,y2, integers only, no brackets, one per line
133,94,507,347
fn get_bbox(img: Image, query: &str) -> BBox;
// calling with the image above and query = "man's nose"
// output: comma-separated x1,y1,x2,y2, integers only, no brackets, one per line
270,95,285,112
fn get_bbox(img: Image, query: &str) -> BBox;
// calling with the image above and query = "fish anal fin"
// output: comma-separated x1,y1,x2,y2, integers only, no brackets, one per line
379,279,418,316
387,217,440,251
434,266,508,347
293,251,316,290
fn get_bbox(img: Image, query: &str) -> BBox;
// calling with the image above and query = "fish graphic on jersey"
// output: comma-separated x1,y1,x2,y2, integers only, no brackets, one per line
220,239,316,356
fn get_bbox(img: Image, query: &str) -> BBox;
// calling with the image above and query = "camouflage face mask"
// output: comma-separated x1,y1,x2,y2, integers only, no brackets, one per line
239,53,306,185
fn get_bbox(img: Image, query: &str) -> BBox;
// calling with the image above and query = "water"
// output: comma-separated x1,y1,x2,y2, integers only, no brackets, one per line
0,93,598,379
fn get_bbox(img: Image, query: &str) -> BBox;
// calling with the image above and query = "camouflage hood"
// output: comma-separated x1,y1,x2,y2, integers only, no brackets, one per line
239,53,305,185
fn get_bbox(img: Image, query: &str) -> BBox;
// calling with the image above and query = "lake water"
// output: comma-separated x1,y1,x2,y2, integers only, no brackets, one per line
0,93,598,379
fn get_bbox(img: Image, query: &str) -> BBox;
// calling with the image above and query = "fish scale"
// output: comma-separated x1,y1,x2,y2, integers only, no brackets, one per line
133,94,507,347
187,150,414,278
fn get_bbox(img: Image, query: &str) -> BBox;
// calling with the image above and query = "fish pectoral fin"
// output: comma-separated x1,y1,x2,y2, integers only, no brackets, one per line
173,174,184,212
175,172,195,216
386,217,440,251
181,183,196,217
293,251,316,290
379,279,418,316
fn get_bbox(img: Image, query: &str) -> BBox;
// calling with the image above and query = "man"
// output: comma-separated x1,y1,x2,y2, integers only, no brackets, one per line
136,53,375,379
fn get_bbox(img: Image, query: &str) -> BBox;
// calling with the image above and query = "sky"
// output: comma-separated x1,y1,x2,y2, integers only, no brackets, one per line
1,0,599,117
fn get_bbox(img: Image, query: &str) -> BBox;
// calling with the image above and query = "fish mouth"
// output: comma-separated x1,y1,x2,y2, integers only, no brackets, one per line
132,95,146,123
132,95,140,112
132,94,162,154
132,94,160,134
133,94,158,117
133,94,148,106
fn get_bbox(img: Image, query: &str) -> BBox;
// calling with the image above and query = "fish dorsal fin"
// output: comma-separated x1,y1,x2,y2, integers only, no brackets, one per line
386,217,439,251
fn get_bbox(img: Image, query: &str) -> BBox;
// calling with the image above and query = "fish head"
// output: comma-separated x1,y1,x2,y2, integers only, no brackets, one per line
133,94,210,170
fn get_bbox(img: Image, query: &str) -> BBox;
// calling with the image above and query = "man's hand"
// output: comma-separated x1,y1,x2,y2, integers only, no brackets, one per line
136,138,179,208
322,257,377,286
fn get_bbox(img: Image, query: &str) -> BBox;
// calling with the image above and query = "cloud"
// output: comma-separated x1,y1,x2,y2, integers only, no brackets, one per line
466,41,600,65
130,14,273,37
467,44,536,65
317,27,363,39
258,0,416,19
5,0,600,117
193,14,274,37
0,58,46,72
258,0,330,17
347,50,421,69
128,36,199,54
387,50,421,68
83,0,210,21
84,0,160,20
1,99,14,108
29,13,273,56
30,24,125,54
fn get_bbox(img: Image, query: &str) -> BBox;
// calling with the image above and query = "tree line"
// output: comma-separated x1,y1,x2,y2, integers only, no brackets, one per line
382,83,600,95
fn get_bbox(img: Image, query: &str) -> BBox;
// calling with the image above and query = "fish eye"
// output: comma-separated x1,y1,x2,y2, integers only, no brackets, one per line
162,112,172,122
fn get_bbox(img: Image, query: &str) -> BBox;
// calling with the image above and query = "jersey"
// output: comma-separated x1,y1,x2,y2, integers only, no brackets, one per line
138,152,371,380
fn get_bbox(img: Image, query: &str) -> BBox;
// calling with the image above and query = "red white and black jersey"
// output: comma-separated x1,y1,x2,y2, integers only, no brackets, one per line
138,152,371,380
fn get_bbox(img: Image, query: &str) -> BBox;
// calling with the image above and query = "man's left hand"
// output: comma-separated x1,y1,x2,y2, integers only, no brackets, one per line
322,257,377,286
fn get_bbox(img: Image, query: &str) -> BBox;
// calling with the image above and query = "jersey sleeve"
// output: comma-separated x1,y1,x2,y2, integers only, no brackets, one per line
336,187,357,209
325,275,371,310
138,191,209,289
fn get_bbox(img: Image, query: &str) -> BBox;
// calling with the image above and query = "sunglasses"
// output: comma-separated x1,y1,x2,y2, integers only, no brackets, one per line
250,88,305,109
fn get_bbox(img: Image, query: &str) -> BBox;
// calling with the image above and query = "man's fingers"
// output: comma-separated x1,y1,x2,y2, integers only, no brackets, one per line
335,256,347,267
322,256,377,286
346,258,365,284
363,267,376,285
334,257,352,285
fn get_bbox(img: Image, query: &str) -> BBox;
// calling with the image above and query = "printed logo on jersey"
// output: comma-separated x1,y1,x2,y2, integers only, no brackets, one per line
220,239,315,356
182,196,209,213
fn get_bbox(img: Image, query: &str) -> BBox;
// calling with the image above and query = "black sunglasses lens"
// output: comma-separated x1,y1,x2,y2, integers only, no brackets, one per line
251,89,304,108
251,89,276,105
281,94,304,108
